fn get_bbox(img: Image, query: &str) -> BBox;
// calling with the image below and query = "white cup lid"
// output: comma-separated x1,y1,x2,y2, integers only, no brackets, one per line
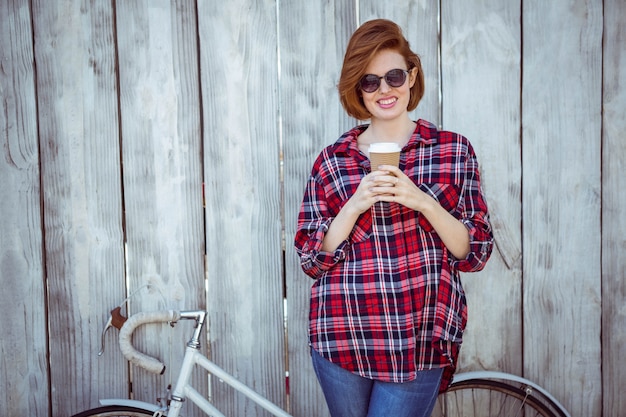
369,142,401,153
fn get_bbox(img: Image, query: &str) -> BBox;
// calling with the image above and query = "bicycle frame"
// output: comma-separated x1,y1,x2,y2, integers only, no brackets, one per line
167,345,292,417
99,309,293,417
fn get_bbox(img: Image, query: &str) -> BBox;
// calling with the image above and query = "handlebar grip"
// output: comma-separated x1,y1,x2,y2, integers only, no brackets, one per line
118,310,181,374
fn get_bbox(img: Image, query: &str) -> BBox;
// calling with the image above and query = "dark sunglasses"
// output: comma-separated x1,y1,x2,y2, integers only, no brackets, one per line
358,68,410,93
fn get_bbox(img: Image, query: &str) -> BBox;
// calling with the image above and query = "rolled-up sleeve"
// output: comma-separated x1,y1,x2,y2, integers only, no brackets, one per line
294,174,349,279
450,143,494,272
296,218,349,279
451,216,493,272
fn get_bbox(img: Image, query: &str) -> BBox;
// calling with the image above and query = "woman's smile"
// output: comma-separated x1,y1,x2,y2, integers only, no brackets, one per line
377,96,398,108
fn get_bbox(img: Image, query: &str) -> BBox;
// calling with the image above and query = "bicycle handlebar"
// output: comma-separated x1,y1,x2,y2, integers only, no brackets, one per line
118,310,182,375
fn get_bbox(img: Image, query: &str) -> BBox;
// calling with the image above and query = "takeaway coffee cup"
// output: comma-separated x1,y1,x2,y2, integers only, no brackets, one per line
369,142,401,171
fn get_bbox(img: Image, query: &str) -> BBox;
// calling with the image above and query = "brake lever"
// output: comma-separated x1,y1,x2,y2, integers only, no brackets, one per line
98,306,128,356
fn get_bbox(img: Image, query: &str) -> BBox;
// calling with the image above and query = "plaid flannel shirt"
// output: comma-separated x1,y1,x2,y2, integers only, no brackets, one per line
294,119,493,390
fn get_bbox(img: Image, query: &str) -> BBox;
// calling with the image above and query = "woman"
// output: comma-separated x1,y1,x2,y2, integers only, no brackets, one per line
294,19,493,417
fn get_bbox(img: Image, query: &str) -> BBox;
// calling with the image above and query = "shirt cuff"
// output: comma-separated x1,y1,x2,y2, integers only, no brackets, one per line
299,219,350,278
450,219,493,272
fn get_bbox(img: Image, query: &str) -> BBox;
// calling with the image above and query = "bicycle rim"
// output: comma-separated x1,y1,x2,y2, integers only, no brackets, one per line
433,379,560,417
71,405,156,417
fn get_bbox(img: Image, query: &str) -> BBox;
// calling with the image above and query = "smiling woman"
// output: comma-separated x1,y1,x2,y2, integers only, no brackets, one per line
294,18,494,417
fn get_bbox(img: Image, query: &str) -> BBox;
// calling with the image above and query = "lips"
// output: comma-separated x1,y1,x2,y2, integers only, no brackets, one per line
378,97,397,108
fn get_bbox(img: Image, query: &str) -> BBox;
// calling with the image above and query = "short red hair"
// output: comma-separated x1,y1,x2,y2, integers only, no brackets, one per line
338,19,425,120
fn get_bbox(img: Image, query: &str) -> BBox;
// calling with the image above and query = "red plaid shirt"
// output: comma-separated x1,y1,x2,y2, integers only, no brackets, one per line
294,119,493,390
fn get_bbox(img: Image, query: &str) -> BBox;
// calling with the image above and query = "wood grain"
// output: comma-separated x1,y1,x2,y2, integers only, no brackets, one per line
31,0,128,415
601,0,626,413
198,0,286,415
0,1,48,416
441,0,523,375
115,1,206,415
522,1,602,415
280,1,356,415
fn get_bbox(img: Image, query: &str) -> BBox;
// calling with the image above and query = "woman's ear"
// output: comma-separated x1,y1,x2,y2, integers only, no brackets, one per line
409,67,419,87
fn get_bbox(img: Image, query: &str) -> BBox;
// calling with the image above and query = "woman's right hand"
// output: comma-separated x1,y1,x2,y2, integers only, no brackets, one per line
346,170,395,214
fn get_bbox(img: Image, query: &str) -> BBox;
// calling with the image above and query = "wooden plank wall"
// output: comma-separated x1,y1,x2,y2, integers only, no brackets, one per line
199,0,286,414
32,0,130,413
0,1,48,415
115,2,207,414
440,0,523,378
1,0,624,416
522,2,603,415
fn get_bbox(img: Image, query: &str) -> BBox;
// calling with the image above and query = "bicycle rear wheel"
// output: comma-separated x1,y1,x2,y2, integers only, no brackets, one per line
433,378,563,417
71,405,155,417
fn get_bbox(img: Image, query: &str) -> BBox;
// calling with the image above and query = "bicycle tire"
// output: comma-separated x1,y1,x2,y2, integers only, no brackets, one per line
433,378,562,417
71,405,156,417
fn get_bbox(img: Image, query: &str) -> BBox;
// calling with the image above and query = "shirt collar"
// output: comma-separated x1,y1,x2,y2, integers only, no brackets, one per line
408,119,438,147
334,125,367,155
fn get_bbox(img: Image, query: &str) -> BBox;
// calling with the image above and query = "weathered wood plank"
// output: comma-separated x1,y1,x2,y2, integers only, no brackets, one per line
280,2,357,415
31,0,128,415
115,1,206,415
602,0,626,415
0,1,48,416
522,1,602,416
198,0,285,415
441,0,523,375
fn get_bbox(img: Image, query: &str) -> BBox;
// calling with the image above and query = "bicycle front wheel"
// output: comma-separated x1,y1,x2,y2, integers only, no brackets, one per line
71,405,156,417
433,378,561,417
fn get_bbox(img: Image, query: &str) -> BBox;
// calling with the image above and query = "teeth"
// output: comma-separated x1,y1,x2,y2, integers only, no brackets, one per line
379,98,396,105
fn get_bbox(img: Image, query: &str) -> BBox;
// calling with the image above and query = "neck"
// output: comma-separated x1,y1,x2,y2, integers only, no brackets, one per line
361,118,416,146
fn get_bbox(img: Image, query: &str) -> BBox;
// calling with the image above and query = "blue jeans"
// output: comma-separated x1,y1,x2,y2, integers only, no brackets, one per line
311,348,443,417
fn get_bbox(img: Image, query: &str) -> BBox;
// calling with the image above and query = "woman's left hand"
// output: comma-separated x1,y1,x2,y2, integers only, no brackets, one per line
374,165,471,259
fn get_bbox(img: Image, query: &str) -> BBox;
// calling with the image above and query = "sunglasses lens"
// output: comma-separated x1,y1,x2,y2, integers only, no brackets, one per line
386,69,407,87
359,75,380,93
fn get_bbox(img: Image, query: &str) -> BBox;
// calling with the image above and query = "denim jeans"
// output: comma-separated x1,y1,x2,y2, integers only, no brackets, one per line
311,348,443,417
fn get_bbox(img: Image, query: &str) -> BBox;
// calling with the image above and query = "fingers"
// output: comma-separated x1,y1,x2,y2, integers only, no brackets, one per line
349,174,388,212
370,172,399,188
354,170,406,209
372,165,405,182
376,164,403,176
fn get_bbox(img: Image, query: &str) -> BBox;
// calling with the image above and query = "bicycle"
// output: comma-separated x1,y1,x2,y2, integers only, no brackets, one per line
72,307,571,417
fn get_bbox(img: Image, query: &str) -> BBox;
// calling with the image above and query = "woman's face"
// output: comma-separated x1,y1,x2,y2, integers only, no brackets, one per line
360,49,416,122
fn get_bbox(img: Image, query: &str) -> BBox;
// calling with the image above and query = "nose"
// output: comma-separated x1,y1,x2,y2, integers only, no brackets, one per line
378,77,392,92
